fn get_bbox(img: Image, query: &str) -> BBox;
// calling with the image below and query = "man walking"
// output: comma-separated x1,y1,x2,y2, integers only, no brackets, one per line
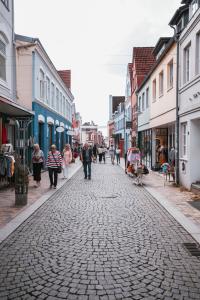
109,145,115,165
80,143,93,180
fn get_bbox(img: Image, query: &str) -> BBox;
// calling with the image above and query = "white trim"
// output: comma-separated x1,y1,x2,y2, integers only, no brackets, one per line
47,116,54,124
38,114,45,123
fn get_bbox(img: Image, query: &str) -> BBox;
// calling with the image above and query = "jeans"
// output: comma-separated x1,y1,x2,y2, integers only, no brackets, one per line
48,167,58,187
83,161,91,178
116,154,120,164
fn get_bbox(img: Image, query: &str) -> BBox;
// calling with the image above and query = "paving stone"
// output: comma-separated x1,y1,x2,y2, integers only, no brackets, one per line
0,164,200,299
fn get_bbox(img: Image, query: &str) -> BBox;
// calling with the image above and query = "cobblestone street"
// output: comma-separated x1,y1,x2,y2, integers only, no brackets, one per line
0,163,200,300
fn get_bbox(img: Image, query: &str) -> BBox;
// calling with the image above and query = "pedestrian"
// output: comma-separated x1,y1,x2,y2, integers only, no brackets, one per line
109,145,115,165
102,146,107,164
92,144,97,163
80,143,93,180
46,144,62,189
98,146,103,163
32,144,45,187
115,146,121,165
62,144,72,179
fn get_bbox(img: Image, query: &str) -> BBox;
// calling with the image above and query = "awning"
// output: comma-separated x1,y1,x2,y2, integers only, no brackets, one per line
0,96,34,117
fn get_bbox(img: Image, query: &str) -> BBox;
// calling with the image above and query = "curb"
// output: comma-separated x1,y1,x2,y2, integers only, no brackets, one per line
0,162,82,244
119,159,200,245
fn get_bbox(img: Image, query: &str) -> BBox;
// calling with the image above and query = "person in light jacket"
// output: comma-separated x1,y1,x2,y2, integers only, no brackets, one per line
62,144,72,179
46,144,62,189
32,144,44,187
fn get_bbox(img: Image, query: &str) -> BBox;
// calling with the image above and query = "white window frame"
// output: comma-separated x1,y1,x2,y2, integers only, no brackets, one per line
167,60,173,89
183,43,191,84
159,71,164,96
0,38,6,82
46,76,50,105
138,96,141,112
196,32,200,75
56,88,59,111
39,69,45,101
181,123,187,158
191,0,199,17
152,79,156,102
146,87,149,108
51,82,55,108
142,92,145,111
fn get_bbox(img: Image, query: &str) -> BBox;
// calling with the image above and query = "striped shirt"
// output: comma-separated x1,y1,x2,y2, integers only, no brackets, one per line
46,151,62,168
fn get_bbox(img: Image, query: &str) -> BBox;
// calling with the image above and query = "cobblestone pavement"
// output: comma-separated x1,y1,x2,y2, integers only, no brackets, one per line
0,163,200,300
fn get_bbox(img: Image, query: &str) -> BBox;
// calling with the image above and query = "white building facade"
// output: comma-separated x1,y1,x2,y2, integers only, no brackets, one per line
178,0,200,189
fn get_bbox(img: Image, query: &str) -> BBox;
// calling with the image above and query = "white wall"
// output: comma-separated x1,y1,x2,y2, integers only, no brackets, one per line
0,0,14,101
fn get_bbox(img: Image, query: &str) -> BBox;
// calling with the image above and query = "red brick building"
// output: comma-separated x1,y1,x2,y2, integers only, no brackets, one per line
131,47,155,145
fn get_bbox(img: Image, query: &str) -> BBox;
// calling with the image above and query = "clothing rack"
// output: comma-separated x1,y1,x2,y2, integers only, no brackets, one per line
0,151,15,189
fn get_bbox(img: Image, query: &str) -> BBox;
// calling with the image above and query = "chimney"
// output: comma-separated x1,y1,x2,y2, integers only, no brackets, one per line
57,70,71,90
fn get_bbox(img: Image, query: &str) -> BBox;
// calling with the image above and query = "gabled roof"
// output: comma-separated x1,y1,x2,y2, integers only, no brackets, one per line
132,47,155,89
133,47,155,77
169,4,188,26
137,37,175,94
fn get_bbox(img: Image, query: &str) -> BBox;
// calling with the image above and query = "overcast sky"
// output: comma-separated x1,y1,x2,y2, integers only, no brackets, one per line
14,0,180,134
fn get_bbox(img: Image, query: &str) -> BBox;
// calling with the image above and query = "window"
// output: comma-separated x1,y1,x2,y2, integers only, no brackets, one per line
46,77,50,104
60,92,62,114
183,44,191,83
138,96,141,112
1,0,9,10
181,123,187,157
196,32,200,75
152,79,156,101
146,88,149,108
62,96,65,116
159,71,164,96
0,39,6,81
39,69,45,101
167,60,173,89
142,92,145,111
56,88,59,111
51,82,55,108
191,0,199,16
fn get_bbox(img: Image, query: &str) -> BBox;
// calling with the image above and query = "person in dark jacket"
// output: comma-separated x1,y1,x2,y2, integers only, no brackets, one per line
80,143,93,179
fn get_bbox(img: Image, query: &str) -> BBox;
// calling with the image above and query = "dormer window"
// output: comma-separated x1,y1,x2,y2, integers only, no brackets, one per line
191,0,199,17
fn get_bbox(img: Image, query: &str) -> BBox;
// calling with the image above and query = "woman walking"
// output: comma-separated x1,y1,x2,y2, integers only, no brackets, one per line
62,144,72,179
32,144,44,187
46,144,62,189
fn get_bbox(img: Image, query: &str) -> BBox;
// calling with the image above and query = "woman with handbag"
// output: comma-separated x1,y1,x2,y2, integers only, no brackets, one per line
46,144,62,189
62,144,72,179
32,144,44,187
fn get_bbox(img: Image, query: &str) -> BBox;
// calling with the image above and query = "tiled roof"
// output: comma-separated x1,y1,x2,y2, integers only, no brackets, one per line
133,47,155,79
57,70,71,90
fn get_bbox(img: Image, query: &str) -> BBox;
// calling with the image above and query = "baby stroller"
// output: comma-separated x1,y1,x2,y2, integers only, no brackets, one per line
126,147,149,186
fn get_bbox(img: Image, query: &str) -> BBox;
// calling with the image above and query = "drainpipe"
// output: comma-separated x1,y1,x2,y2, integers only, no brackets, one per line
170,24,180,185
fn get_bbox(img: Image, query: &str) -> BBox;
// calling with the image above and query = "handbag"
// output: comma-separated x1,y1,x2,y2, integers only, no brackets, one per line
52,152,62,173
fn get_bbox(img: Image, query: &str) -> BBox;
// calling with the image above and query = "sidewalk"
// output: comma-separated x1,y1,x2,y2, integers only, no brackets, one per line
0,160,82,242
119,157,200,244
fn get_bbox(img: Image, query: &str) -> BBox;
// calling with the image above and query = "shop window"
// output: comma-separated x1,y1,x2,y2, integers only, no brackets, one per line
0,39,6,81
167,60,173,89
159,71,164,96
152,79,156,101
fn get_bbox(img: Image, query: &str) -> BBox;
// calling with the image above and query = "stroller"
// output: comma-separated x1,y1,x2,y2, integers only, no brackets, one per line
126,147,149,186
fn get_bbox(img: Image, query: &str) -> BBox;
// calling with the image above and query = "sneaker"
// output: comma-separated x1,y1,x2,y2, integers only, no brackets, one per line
88,176,91,180
54,186,57,189
84,176,87,179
